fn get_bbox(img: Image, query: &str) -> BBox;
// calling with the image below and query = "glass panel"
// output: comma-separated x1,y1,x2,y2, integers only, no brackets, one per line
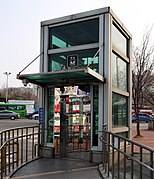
47,88,55,143
8,106,17,110
92,85,99,146
112,24,127,56
0,105,6,110
49,18,99,49
49,48,99,72
52,36,67,49
17,106,22,110
112,93,128,127
112,53,127,91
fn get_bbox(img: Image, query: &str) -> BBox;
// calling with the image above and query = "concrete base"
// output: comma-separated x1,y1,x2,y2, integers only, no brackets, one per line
90,150,102,163
65,150,102,163
39,146,102,163
68,151,91,162
40,144,131,164
39,146,54,158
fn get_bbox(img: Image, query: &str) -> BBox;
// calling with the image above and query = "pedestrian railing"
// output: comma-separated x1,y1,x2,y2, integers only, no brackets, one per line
0,125,40,179
99,129,154,179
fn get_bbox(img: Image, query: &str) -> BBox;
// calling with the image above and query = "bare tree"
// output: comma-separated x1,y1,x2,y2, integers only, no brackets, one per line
0,87,36,101
132,27,154,136
142,76,154,106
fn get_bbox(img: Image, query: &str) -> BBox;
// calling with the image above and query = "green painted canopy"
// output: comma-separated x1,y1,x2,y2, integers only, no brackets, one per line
17,67,104,87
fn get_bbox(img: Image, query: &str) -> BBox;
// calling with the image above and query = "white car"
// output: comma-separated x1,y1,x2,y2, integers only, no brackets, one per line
32,114,39,120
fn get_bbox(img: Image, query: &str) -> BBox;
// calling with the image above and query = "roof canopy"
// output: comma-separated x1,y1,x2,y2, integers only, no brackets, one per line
17,67,104,87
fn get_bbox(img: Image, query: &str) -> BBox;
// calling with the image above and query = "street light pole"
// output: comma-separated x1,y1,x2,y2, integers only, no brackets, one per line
4,72,11,103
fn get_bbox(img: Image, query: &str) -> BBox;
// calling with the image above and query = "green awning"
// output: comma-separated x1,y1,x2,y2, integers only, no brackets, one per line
17,67,104,87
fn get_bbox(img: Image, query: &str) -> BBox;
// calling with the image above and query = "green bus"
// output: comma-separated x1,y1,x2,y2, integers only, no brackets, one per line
0,103,27,117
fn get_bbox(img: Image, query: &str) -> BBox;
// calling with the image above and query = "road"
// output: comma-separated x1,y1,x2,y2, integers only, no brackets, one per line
0,119,149,132
0,118,38,132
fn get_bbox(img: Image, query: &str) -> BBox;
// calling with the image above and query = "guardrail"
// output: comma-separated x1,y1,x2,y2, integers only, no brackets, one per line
0,125,40,179
99,129,154,179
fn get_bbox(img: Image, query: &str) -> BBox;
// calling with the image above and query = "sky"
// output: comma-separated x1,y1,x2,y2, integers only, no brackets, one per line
0,0,154,88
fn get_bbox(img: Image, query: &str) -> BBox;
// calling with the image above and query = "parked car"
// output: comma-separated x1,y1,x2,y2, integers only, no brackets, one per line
26,110,38,119
132,113,152,123
32,114,39,120
152,113,154,120
0,110,20,120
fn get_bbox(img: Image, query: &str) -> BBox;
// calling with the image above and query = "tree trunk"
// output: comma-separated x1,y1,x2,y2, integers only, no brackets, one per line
136,114,140,136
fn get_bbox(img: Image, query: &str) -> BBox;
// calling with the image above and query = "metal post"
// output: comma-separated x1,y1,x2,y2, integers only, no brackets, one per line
3,72,11,103
60,95,69,158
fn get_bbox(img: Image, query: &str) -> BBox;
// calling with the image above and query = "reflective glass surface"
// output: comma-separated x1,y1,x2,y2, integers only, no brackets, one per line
112,24,127,56
112,93,128,127
112,53,127,91
49,18,99,49
47,88,55,143
92,85,99,146
49,48,99,72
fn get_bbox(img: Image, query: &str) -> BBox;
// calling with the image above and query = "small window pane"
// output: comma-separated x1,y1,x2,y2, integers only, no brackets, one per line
17,106,24,110
112,93,128,127
112,53,127,91
8,106,17,110
112,24,127,56
49,48,99,72
52,36,67,49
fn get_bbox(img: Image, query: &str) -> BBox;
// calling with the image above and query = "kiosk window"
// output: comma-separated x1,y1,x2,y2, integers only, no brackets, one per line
49,48,99,72
112,23,128,57
112,93,128,127
112,53,127,91
49,18,99,49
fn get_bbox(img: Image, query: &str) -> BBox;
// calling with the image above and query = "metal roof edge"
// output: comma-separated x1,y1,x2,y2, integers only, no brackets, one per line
110,8,132,38
41,6,132,39
41,7,110,26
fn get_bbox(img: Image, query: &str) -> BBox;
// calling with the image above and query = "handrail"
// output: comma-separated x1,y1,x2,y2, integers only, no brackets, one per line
100,134,154,172
0,132,40,149
0,125,41,179
0,125,39,134
0,125,39,146
100,130,154,152
99,130,154,179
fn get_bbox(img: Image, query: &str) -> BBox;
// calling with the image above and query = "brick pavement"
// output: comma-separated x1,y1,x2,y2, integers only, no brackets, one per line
132,129,154,149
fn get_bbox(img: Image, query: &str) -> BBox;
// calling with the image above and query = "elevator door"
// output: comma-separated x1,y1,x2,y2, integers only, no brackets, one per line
67,95,91,153
54,93,91,157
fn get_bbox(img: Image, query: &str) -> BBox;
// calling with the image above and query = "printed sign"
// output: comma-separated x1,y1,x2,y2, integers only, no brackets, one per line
39,108,44,124
67,54,78,68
